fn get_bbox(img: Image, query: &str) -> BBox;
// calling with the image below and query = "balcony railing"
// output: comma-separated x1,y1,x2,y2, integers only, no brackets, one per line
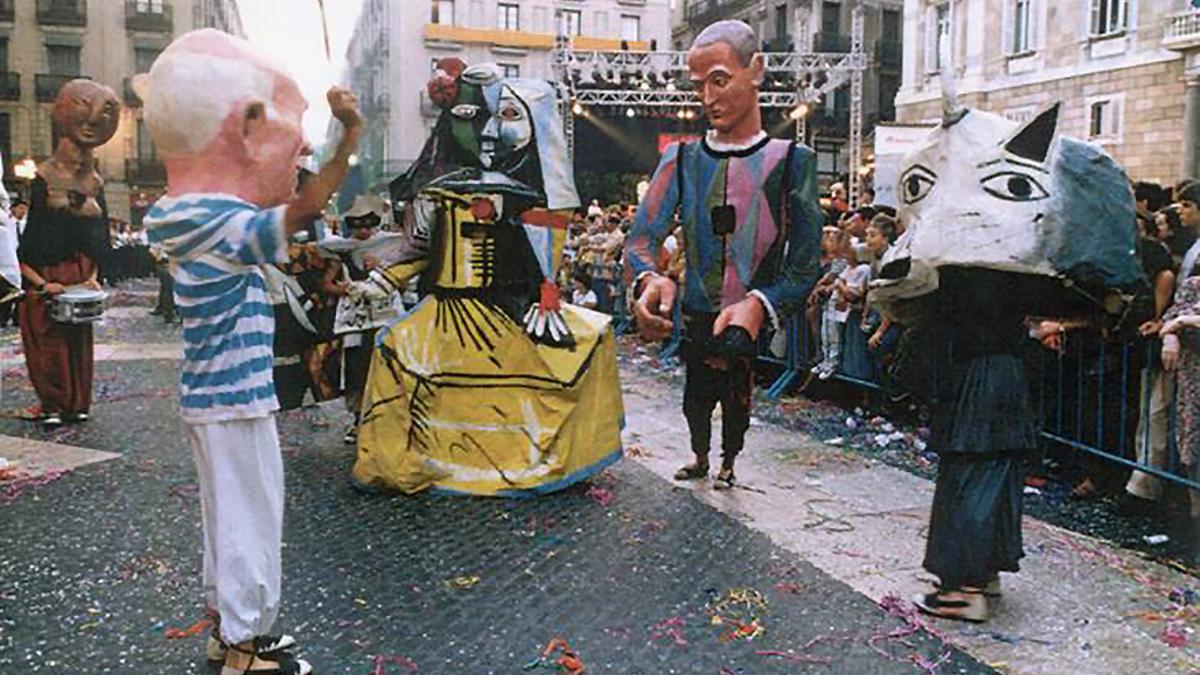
0,72,18,101
35,73,81,102
814,32,851,54
875,38,902,69
0,0,15,23
1164,10,1200,51
37,0,87,28
125,1,173,33
122,77,141,105
126,158,166,186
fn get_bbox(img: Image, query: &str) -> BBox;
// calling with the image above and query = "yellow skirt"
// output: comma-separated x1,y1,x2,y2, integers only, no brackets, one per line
352,296,624,496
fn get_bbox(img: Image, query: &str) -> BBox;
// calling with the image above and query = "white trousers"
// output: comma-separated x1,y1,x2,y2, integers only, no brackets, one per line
1127,367,1172,500
187,416,284,644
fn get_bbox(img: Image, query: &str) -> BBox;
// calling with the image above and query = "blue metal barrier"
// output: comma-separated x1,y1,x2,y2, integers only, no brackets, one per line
752,308,1200,492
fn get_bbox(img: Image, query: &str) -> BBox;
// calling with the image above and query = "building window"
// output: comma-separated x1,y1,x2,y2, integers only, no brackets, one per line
498,3,520,31
134,48,160,74
47,45,81,76
926,3,950,73
500,63,520,78
560,9,581,36
0,114,10,179
135,0,165,12
0,39,8,72
1088,96,1122,141
137,118,156,159
774,4,788,39
882,9,900,41
1090,0,1127,38
821,1,840,34
431,0,454,26
620,14,640,42
1011,0,1031,53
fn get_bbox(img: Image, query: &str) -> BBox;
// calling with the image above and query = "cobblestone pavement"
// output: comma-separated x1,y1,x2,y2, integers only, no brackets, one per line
0,295,990,673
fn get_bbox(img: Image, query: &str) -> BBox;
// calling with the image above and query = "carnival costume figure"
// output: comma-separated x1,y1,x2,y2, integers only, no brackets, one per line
625,21,823,489
18,80,117,427
869,51,1145,623
350,61,624,496
142,29,363,674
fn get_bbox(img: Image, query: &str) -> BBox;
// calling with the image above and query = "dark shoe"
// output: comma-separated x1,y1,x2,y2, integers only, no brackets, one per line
343,424,358,445
41,412,63,428
66,412,88,423
208,633,297,663
913,591,988,623
149,307,163,316
221,639,312,675
713,467,736,491
673,461,709,481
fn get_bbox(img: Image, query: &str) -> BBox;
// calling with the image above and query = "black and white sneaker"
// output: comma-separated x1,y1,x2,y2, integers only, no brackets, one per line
41,412,62,428
208,633,297,662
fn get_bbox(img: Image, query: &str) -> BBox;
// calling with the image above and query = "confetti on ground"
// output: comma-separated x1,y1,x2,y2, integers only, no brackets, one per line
444,575,481,590
706,588,769,643
369,654,419,674
523,637,585,673
649,616,688,650
164,618,211,640
585,485,614,507
0,468,70,504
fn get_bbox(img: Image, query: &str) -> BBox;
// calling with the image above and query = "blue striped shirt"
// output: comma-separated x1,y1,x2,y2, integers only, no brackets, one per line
145,194,287,424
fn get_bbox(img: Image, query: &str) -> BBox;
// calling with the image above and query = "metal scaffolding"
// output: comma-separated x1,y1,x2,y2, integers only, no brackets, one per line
552,4,868,202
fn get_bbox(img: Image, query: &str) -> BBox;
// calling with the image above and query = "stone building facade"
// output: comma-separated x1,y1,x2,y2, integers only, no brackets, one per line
895,0,1198,187
0,0,243,222
341,0,673,190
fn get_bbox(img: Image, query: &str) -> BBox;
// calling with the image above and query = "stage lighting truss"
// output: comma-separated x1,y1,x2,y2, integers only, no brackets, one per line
553,7,870,205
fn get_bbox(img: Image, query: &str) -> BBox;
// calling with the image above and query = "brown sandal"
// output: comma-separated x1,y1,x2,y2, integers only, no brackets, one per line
674,462,709,481
912,592,988,623
221,639,312,675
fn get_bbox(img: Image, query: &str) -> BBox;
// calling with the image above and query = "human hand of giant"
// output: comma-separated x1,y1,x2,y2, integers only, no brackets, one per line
327,87,364,131
633,275,676,342
713,294,765,342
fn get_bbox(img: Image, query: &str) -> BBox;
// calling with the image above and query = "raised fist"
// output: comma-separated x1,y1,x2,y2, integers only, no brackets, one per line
327,87,364,130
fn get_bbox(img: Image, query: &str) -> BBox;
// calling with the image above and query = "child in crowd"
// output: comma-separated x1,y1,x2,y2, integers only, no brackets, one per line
811,228,862,380
572,273,598,310
834,238,875,381
808,227,845,374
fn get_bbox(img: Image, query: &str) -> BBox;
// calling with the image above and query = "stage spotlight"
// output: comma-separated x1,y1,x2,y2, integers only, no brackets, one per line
572,101,584,116
665,81,676,92
677,109,686,120
789,103,810,121
626,107,636,118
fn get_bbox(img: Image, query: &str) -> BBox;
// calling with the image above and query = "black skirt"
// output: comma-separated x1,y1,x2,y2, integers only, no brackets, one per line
933,354,1038,455
923,451,1029,588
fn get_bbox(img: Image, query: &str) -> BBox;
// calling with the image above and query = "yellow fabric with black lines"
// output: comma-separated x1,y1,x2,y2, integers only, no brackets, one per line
352,297,624,496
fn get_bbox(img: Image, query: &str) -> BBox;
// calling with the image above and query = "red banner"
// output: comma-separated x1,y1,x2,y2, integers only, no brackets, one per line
657,133,702,156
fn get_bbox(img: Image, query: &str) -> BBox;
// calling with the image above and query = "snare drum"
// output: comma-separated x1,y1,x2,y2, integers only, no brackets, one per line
49,286,107,324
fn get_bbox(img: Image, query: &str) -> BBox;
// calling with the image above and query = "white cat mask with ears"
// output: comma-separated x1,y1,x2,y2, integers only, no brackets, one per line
870,101,1143,309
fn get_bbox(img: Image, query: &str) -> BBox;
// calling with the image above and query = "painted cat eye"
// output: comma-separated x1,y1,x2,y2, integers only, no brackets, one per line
898,166,937,205
980,171,1049,202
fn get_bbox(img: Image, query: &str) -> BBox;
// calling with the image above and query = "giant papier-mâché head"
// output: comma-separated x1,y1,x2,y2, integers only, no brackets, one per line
871,62,1143,311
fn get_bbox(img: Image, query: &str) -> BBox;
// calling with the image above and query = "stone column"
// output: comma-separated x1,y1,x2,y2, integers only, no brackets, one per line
1185,74,1200,182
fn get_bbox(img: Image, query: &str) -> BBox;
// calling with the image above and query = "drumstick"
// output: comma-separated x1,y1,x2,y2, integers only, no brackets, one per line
316,0,332,63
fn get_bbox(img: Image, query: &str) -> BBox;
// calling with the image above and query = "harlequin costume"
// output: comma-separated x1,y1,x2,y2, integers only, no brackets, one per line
625,132,823,482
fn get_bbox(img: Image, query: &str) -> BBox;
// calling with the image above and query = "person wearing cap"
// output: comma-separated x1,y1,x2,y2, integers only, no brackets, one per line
325,193,391,445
